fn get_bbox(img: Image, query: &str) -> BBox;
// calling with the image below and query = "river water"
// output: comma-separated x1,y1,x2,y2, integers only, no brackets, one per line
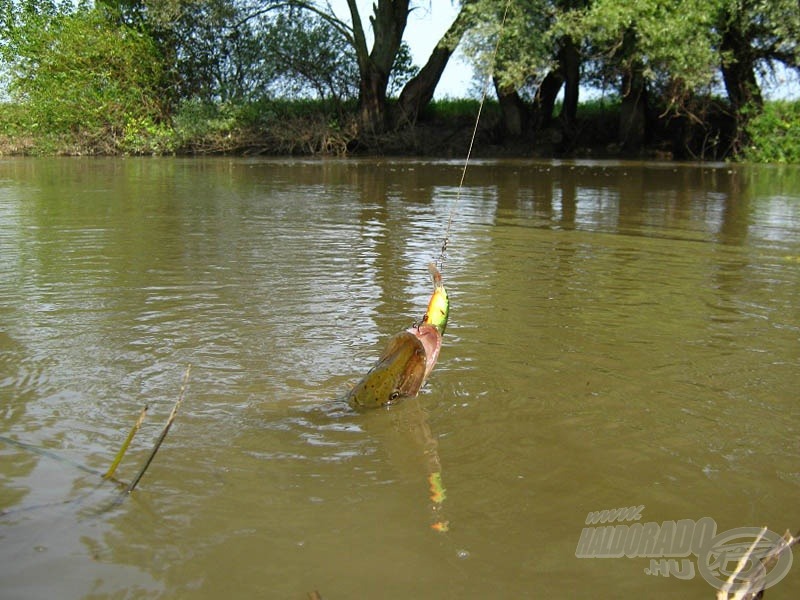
1,158,798,599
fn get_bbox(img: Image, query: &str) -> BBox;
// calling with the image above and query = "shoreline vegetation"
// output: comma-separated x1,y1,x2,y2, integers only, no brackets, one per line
1,2,798,164
2,96,799,163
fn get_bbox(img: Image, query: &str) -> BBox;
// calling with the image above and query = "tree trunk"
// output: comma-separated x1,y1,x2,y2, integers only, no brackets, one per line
347,0,410,135
494,77,528,139
357,64,391,135
393,6,470,127
533,71,563,130
559,37,580,127
719,20,763,111
619,63,647,153
618,29,647,153
717,9,763,154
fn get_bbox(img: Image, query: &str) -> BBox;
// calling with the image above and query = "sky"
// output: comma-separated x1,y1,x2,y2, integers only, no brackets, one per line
328,0,800,101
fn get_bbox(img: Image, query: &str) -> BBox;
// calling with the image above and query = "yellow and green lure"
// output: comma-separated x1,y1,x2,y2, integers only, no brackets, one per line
347,263,449,409
422,262,449,334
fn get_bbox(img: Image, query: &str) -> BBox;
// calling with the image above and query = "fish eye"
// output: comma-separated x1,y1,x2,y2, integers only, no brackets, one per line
389,391,400,402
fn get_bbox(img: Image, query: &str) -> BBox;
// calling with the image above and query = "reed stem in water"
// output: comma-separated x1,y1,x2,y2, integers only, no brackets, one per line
124,364,191,494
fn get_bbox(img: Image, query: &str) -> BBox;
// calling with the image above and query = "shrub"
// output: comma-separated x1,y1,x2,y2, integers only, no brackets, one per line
3,7,167,153
743,100,800,163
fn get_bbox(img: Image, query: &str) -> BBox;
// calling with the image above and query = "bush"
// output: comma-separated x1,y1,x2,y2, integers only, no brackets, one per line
743,100,800,163
3,7,167,154
120,116,177,155
171,98,358,155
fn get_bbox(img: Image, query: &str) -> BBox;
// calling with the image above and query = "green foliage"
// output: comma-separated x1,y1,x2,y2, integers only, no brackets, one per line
1,5,167,152
461,0,556,91
171,99,273,146
259,9,361,101
171,101,236,143
718,0,800,73
742,101,800,164
557,0,721,94
102,1,363,104
157,0,281,103
0,101,25,134
120,116,177,155
169,96,359,154
0,101,33,153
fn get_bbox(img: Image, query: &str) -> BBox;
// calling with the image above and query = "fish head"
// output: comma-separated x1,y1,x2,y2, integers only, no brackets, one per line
347,331,427,409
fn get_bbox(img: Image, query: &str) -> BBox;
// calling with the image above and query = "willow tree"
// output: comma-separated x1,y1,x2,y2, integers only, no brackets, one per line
715,0,800,150
346,0,408,133
284,1,473,134
716,0,800,111
557,0,722,151
458,0,584,139
559,0,800,152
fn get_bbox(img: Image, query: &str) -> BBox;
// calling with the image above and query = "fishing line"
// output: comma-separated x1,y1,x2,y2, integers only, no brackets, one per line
425,1,511,536
436,0,512,270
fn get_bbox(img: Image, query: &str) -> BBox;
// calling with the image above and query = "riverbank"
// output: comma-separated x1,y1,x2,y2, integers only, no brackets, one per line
1,98,798,163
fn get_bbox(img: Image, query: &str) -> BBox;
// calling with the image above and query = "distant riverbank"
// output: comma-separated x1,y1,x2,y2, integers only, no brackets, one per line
2,98,799,163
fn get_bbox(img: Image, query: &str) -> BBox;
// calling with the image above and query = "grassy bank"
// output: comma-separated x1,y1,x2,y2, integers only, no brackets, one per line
1,97,799,163
0,98,360,157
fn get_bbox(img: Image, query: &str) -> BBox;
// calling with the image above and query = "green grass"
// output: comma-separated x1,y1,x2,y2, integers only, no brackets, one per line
423,98,501,121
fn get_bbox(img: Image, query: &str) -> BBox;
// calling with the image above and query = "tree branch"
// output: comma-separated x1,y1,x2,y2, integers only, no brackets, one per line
233,1,355,47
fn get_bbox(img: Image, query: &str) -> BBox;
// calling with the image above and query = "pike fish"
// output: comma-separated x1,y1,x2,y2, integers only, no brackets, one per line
347,263,449,409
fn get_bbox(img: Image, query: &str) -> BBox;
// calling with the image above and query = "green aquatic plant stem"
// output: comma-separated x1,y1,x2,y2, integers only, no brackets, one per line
103,405,148,480
124,364,191,494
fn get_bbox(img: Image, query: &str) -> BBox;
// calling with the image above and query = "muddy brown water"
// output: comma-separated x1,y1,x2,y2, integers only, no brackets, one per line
1,158,798,599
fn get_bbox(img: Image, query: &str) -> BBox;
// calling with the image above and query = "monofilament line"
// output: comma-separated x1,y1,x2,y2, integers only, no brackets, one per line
436,0,512,271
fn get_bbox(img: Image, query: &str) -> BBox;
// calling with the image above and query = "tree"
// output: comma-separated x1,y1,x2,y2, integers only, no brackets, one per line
714,0,800,150
716,0,800,112
394,3,473,126
459,0,584,140
346,0,409,133
283,1,473,134
557,0,722,151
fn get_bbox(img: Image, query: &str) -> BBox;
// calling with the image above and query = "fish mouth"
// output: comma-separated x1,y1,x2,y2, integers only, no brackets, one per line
409,324,442,381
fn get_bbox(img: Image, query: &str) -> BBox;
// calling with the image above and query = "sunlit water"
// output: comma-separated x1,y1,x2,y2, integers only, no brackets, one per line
1,158,798,599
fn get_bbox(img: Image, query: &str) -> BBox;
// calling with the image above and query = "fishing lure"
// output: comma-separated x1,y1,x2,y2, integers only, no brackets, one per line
422,262,449,334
